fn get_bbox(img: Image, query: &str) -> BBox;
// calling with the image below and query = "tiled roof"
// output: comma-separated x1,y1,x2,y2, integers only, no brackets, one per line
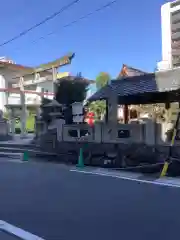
112,73,156,95
117,64,147,79
88,73,160,102
0,61,33,71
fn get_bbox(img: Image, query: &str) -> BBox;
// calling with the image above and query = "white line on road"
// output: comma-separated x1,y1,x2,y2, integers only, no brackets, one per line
0,220,45,240
70,169,180,188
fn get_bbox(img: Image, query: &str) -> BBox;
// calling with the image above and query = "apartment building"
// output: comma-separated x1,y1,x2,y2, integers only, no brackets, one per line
158,0,180,70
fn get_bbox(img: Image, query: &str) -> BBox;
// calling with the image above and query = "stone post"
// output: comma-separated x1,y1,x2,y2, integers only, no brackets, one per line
107,94,118,140
105,99,108,123
19,77,27,138
9,108,15,137
20,91,27,138
108,94,118,124
144,118,156,145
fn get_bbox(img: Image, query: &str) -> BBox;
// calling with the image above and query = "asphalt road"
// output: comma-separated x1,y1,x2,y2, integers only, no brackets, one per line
0,231,20,240
0,161,179,240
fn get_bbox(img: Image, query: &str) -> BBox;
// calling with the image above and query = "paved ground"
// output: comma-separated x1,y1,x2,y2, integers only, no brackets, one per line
0,231,19,240
0,161,179,240
2,134,34,144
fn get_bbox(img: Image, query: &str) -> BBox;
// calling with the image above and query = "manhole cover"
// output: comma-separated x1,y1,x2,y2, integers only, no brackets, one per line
0,230,20,239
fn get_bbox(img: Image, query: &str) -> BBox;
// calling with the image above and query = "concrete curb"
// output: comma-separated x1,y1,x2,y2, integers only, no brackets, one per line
70,167,180,188
0,152,23,159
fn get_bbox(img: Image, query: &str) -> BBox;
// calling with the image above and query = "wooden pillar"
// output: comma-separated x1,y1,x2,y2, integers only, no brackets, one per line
165,102,170,123
123,105,129,124
105,99,108,123
165,102,170,110
9,108,15,137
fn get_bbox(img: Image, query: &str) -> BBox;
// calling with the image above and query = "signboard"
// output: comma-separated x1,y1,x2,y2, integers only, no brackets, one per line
57,72,70,79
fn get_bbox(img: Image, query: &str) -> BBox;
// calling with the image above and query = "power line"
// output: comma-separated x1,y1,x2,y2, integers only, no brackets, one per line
0,0,80,47
17,0,117,50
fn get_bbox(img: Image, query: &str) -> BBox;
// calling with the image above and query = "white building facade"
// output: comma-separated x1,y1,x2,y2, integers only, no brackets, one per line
158,0,180,70
0,58,95,112
0,61,55,112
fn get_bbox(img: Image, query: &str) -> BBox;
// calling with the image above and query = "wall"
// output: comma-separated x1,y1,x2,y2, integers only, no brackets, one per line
0,75,6,111
161,2,172,67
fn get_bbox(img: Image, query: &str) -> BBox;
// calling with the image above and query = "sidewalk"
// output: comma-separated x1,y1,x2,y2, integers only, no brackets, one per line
71,166,180,188
1,134,34,145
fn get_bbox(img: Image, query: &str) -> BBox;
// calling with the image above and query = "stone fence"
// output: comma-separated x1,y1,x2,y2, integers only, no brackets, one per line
59,119,178,146
61,123,145,144
35,118,179,146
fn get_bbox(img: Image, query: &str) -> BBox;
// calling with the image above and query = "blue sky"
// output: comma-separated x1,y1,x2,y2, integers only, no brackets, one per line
0,0,170,79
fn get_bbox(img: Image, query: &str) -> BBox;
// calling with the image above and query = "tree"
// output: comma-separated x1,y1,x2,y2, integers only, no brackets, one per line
55,75,88,105
95,72,111,90
88,72,111,120
55,75,89,124
89,100,106,120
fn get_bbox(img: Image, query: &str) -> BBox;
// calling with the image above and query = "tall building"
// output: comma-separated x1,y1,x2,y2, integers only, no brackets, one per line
159,0,180,70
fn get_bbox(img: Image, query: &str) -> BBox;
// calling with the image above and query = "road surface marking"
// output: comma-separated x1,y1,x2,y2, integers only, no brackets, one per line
70,169,180,188
0,220,45,240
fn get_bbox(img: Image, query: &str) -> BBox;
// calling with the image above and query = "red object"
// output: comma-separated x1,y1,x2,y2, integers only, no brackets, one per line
86,112,95,126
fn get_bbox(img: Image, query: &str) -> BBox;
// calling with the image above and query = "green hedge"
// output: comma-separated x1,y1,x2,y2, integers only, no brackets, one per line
15,116,35,133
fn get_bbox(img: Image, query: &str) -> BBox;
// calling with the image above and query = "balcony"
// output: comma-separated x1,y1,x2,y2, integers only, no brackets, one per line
8,94,40,106
172,56,180,67
171,11,180,24
172,31,180,40
7,93,51,106
172,40,180,48
172,49,180,55
172,22,180,32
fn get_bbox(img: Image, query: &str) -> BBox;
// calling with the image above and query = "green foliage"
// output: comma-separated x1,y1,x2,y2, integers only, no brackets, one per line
96,72,111,90
89,72,110,120
26,116,35,132
14,115,35,133
89,100,106,120
3,111,9,120
55,76,89,105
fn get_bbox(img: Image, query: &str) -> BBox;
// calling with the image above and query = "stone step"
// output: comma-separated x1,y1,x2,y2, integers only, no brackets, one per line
0,143,40,150
0,147,58,158
0,152,22,159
